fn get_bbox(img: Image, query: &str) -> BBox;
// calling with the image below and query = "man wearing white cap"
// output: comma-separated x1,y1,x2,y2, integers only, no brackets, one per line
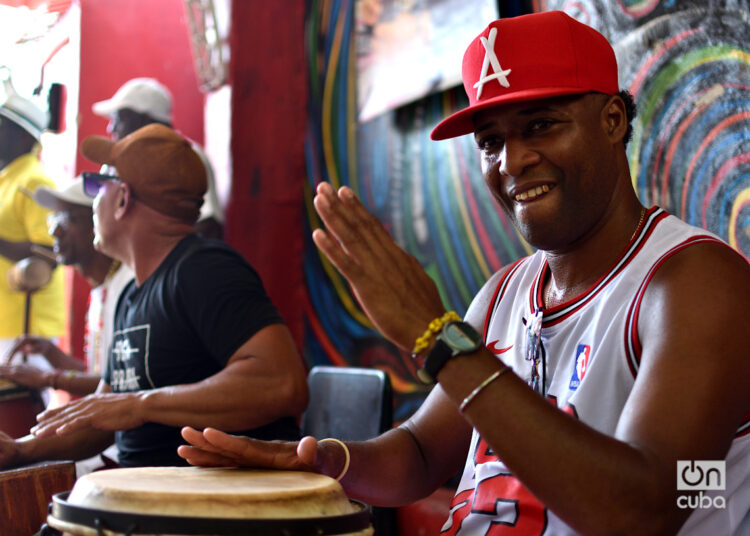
0,75,64,359
92,77,224,240
1,180,133,398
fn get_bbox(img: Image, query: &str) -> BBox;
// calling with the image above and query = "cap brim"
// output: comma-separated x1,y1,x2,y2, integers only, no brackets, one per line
430,86,593,140
81,135,117,166
92,98,117,119
34,184,93,210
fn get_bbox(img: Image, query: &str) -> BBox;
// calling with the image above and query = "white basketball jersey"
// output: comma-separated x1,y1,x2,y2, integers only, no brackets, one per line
441,208,750,535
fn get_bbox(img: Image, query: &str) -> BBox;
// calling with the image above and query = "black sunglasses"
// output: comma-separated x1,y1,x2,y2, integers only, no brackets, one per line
82,172,120,198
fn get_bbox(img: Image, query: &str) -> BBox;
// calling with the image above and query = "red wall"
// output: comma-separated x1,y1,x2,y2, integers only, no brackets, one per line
225,1,307,352
77,0,204,155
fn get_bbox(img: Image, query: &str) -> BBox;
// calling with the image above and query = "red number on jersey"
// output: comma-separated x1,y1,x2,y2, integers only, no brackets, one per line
442,438,547,534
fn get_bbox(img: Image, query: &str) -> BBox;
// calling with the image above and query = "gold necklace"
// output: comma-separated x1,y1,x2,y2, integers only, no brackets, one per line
544,207,646,309
631,207,647,242
105,260,122,281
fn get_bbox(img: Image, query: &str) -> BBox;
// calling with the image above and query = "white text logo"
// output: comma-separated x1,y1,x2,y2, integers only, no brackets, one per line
473,27,511,100
676,460,726,510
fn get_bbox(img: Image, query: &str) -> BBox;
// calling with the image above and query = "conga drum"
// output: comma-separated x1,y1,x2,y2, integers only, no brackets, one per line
47,466,374,535
0,378,44,438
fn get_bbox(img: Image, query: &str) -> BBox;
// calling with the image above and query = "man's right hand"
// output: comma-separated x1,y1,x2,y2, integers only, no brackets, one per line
178,427,344,480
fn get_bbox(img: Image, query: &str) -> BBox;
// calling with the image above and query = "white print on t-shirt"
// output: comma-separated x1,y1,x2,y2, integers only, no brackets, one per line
110,324,151,391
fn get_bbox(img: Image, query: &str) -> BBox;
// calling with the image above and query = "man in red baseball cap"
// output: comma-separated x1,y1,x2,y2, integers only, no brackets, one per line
179,12,749,535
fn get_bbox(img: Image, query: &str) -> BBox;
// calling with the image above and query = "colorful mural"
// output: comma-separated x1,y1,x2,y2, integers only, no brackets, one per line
303,0,528,420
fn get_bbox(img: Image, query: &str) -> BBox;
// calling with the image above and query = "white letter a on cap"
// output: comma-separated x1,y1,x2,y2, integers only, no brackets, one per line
473,27,511,99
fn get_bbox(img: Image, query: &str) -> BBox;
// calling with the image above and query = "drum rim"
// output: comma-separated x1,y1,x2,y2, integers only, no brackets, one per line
50,491,372,535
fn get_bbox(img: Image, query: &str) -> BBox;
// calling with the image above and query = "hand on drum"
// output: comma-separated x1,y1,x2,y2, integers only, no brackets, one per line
0,363,51,389
312,182,446,351
30,392,144,438
179,427,343,480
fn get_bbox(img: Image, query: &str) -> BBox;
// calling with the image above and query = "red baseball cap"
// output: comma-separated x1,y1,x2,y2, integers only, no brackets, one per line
430,11,619,140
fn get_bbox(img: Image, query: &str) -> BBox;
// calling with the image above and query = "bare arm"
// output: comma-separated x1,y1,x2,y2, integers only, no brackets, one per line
339,387,472,505
137,323,308,430
31,324,308,437
0,428,114,469
0,364,100,396
0,381,114,469
0,237,38,263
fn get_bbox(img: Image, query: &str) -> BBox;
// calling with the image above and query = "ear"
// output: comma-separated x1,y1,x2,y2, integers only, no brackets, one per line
600,94,628,144
113,183,134,221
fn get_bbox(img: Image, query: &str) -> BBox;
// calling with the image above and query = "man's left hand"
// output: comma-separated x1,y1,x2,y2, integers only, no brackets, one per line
31,392,144,437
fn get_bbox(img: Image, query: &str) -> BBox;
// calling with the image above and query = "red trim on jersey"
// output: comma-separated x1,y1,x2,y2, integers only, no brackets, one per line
624,235,728,378
547,394,580,419
538,207,666,327
482,258,527,341
736,410,750,438
530,261,546,313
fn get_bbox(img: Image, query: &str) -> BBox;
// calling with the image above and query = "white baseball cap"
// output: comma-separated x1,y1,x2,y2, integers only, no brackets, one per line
92,78,172,123
0,78,48,140
34,179,93,209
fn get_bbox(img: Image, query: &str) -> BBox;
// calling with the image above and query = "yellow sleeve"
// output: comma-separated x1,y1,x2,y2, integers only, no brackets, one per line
15,174,56,246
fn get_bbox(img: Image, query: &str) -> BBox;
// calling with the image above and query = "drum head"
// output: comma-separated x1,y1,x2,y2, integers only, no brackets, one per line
47,467,374,535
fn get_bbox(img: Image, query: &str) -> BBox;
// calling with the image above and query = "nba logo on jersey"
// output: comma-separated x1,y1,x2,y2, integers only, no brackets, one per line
569,344,591,390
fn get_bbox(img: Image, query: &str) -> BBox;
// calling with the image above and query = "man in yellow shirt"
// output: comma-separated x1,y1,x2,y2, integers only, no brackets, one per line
0,82,64,359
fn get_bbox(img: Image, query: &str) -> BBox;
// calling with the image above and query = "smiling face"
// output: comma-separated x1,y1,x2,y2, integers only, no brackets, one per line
473,93,622,252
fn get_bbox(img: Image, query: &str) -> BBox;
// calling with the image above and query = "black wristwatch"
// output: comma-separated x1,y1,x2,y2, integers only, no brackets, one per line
417,321,483,384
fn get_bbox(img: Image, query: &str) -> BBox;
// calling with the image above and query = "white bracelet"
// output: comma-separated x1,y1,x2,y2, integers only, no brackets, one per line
459,367,512,413
319,438,350,481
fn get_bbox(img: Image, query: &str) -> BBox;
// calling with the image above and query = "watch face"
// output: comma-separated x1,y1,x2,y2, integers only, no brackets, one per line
443,322,481,351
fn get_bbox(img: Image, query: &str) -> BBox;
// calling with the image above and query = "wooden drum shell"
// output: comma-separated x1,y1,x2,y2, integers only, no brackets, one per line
0,380,44,439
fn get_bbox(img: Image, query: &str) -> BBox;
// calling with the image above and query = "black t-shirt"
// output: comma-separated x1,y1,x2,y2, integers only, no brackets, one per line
105,234,300,467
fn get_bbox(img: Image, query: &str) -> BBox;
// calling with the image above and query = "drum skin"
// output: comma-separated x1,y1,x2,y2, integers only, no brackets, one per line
0,379,44,439
47,466,374,536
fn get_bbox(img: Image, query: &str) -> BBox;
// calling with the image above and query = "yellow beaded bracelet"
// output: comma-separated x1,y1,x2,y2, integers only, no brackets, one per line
411,311,462,355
